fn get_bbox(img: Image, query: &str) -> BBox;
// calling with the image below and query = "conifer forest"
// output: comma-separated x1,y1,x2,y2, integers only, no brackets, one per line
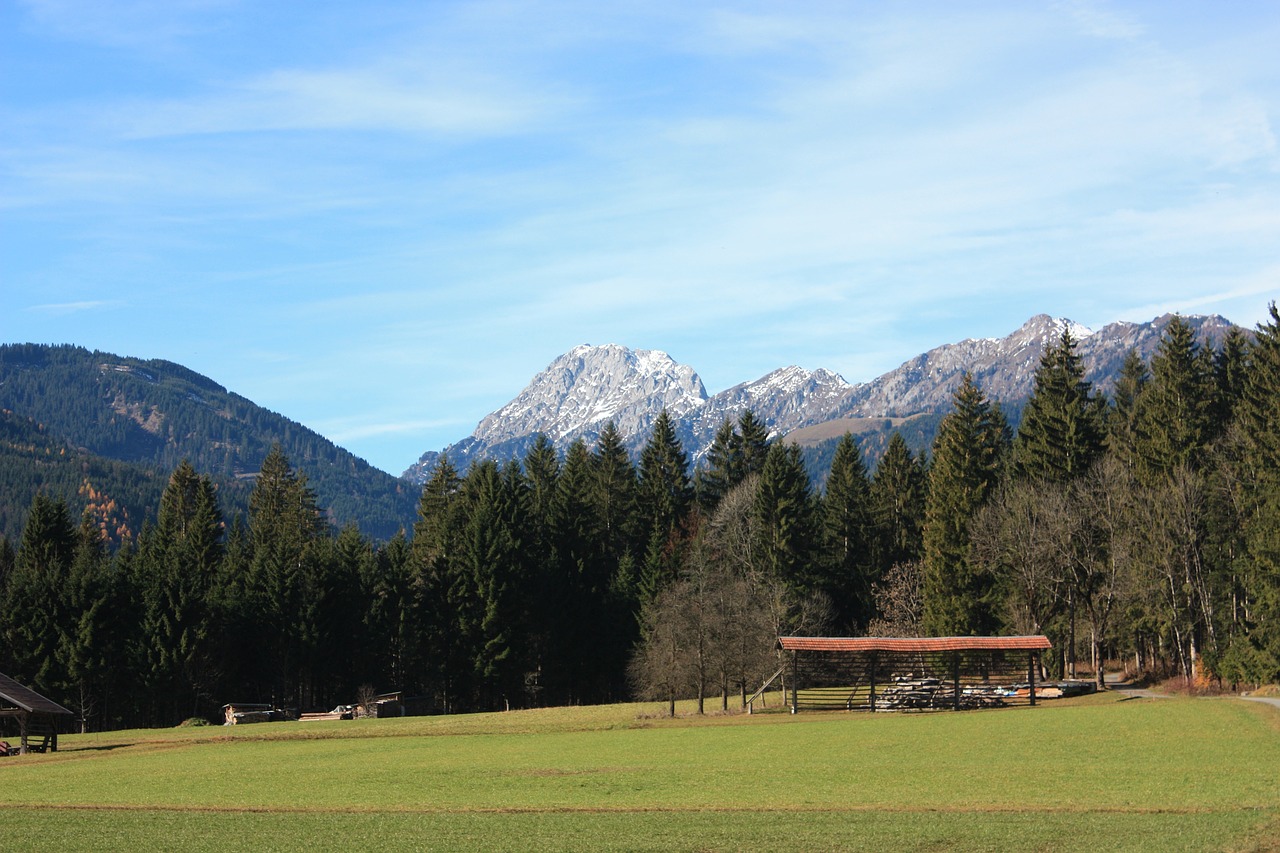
2,307,1279,730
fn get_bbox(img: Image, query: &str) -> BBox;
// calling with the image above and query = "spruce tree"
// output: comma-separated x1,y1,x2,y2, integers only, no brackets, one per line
411,454,467,712
696,419,739,512
870,432,926,574
547,439,600,703
246,444,325,705
61,513,118,730
1214,326,1252,428
735,410,771,479
754,442,819,594
821,433,875,631
1133,316,1215,481
460,460,529,710
636,411,693,599
1233,303,1280,681
520,435,560,694
1013,328,1105,482
142,460,224,722
1107,348,1150,472
5,494,76,692
591,422,639,568
921,374,1009,636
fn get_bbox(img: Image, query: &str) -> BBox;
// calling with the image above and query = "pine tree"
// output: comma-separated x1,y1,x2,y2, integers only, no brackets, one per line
695,419,739,513
1232,303,1280,681
520,435,560,697
1013,328,1105,482
735,410,771,479
755,442,819,594
1214,326,1252,428
546,439,599,703
246,444,325,705
460,460,529,710
5,494,76,693
1107,349,1150,472
636,411,693,599
870,432,926,575
1133,316,1215,481
820,434,875,631
60,513,118,731
410,453,467,712
921,374,1009,636
591,422,639,568
141,460,225,722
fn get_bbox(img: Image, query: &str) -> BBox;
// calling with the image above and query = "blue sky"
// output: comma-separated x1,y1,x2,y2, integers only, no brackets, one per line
3,1,1278,476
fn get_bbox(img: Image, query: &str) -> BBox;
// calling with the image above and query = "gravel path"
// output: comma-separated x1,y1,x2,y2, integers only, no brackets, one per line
1104,673,1280,709
1102,672,1172,699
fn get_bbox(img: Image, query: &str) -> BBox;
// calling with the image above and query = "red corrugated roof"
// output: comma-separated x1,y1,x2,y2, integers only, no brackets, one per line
777,636,1052,653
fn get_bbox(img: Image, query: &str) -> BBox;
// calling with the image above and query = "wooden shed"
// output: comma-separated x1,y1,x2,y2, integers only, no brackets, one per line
774,636,1052,713
0,672,73,754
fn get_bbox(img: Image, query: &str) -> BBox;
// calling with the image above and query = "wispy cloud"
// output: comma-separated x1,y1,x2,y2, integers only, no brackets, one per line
28,299,123,315
6,1,1280,472
113,65,570,139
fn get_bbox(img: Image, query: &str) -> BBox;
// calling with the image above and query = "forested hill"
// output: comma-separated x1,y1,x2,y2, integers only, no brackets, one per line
0,344,418,542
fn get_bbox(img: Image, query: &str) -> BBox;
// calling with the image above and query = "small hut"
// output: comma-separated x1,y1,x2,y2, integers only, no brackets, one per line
773,636,1052,713
0,672,73,754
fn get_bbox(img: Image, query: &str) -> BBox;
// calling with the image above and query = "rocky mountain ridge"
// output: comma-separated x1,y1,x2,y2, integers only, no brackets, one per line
403,312,1237,483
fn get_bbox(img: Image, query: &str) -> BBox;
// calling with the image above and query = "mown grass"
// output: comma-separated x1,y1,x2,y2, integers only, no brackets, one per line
2,692,1278,851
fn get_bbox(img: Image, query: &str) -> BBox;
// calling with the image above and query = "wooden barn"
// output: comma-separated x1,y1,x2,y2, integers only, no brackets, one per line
772,636,1053,713
0,672,73,754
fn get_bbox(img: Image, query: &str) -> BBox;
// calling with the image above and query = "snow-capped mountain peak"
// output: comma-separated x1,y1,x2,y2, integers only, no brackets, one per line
403,313,1239,483
470,343,707,447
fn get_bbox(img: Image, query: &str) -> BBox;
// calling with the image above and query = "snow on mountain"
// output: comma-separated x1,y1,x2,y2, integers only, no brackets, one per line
473,344,707,445
403,344,708,481
682,366,853,460
834,314,1092,417
402,313,1239,483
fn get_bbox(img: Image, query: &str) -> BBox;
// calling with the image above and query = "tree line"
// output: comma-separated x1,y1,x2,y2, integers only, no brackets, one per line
0,344,418,542
2,307,1278,728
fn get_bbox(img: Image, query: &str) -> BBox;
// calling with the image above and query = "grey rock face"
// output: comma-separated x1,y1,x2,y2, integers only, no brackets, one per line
403,313,1239,483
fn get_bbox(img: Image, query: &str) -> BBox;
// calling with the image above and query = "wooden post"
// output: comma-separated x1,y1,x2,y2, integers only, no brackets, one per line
790,650,799,714
1029,653,1038,707
952,653,961,711
869,652,877,712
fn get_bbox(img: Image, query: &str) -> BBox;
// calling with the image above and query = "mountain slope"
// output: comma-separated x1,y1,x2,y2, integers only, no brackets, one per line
404,312,1240,482
0,344,418,541
404,344,709,480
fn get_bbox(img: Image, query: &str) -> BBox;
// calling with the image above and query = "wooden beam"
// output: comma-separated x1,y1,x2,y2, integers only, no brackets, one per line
869,652,877,712
790,650,798,714
952,653,961,711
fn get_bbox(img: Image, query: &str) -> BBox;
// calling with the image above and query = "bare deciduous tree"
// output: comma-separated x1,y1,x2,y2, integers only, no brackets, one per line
867,560,924,638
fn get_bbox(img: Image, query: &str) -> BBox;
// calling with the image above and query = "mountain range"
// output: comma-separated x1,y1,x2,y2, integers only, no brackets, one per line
0,311,1238,543
403,312,1238,483
0,343,419,543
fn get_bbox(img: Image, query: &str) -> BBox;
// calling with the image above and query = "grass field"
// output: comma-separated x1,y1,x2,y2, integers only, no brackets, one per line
2,691,1277,851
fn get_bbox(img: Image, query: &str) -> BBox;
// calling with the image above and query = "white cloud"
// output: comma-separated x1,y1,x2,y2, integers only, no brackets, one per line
27,299,123,314
110,65,568,140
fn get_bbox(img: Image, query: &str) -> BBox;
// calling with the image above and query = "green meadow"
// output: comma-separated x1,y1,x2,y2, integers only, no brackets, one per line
2,693,1277,851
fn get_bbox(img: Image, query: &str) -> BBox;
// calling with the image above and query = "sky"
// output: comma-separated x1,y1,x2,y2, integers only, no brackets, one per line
3,1,1278,476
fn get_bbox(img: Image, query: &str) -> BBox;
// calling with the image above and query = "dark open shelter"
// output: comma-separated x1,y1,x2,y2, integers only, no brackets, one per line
776,636,1052,713
0,672,73,754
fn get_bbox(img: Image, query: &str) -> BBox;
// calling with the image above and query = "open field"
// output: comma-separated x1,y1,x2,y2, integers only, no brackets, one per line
2,692,1278,851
